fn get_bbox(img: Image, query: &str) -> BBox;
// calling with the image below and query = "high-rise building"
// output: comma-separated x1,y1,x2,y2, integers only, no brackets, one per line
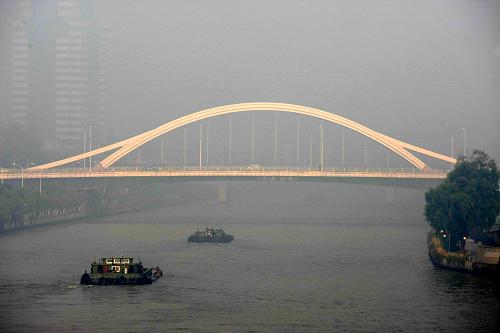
4,0,109,161
8,1,31,127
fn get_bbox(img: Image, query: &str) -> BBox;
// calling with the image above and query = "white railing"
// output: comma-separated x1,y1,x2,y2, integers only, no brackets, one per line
3,166,450,174
0,165,449,181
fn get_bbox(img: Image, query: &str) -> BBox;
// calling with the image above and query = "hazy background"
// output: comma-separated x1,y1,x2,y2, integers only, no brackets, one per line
98,0,500,163
1,0,499,168
1,3,499,330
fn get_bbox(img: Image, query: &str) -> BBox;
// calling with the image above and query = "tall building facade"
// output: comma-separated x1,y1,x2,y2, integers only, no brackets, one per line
7,1,31,127
5,0,109,161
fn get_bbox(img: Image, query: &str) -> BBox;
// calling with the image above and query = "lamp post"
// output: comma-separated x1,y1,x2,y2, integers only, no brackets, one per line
451,134,454,169
364,139,368,167
462,127,467,158
451,127,467,162
89,125,92,172
463,236,470,261
441,230,451,251
29,162,41,195
183,127,187,165
451,128,467,165
229,116,232,165
320,121,324,171
442,232,451,251
206,120,210,165
342,128,345,168
296,117,300,166
161,136,164,167
309,131,313,169
11,162,23,189
83,132,86,168
251,112,255,165
0,167,6,184
199,124,203,168
274,112,278,165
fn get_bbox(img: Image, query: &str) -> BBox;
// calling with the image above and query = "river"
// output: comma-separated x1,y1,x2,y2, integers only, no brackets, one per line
0,182,498,332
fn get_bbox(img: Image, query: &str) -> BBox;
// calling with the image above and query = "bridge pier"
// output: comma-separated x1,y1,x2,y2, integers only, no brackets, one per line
217,185,230,204
384,187,395,206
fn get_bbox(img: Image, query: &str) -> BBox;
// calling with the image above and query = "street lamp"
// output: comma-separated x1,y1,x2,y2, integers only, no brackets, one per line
342,127,345,168
451,128,467,165
320,121,324,171
199,124,203,168
442,233,451,251
89,124,92,172
451,134,454,169
274,112,278,165
251,112,255,165
309,131,313,169
11,162,23,189
183,127,187,166
463,236,471,262
29,162,41,195
0,168,8,184
161,136,164,167
462,128,467,158
229,116,232,165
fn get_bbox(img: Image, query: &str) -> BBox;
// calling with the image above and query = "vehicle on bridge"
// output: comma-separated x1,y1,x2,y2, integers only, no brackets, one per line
80,257,162,285
247,164,262,170
188,227,234,243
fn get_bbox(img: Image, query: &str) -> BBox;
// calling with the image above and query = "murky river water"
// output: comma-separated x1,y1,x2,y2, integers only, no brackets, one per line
0,182,498,332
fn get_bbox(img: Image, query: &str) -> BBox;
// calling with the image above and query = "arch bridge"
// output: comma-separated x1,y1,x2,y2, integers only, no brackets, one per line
26,102,454,173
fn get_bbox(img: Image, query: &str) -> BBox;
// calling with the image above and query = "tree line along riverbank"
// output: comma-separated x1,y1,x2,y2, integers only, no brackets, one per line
424,150,500,282
0,180,212,233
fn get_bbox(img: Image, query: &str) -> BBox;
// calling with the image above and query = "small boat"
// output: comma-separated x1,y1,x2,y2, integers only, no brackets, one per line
80,257,162,285
188,227,233,243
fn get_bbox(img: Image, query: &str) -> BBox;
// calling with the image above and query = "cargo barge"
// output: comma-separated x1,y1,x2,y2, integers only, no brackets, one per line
188,227,233,243
80,257,162,285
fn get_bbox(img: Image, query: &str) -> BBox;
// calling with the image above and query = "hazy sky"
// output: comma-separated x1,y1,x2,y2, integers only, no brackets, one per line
96,0,499,163
1,0,499,167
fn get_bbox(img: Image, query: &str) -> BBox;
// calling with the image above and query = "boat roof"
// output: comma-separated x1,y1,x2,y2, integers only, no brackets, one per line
95,257,137,264
196,227,224,231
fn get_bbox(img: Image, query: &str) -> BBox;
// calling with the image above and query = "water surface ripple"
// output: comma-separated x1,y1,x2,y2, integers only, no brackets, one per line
0,185,498,332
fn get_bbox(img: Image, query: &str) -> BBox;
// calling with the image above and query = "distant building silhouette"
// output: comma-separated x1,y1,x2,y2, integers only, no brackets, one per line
4,0,109,159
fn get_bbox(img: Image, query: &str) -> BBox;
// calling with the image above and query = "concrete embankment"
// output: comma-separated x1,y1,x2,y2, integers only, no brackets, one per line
0,182,214,233
1,207,86,232
428,233,500,276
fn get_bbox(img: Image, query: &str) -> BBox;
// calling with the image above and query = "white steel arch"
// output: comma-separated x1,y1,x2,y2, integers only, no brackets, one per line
29,102,456,171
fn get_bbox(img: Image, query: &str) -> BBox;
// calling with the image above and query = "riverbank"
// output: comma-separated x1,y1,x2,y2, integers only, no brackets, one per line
428,232,500,276
0,182,214,233
1,208,86,233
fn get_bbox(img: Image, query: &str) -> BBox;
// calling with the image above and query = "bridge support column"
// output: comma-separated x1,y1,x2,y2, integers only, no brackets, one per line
217,185,230,204
384,187,395,206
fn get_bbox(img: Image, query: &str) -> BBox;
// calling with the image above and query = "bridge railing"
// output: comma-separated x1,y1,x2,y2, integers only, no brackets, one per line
2,166,452,174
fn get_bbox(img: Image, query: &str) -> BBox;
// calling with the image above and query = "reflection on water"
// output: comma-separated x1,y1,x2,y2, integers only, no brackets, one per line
0,183,498,332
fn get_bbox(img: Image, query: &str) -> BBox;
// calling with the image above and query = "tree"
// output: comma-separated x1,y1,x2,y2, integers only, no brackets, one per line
0,185,25,225
0,122,44,167
424,150,499,250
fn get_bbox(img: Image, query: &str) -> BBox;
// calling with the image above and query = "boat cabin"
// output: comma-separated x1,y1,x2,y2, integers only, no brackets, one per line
193,227,226,237
91,257,143,274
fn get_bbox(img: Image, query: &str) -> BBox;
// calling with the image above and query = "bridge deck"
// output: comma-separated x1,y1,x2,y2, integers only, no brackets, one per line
0,167,448,180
